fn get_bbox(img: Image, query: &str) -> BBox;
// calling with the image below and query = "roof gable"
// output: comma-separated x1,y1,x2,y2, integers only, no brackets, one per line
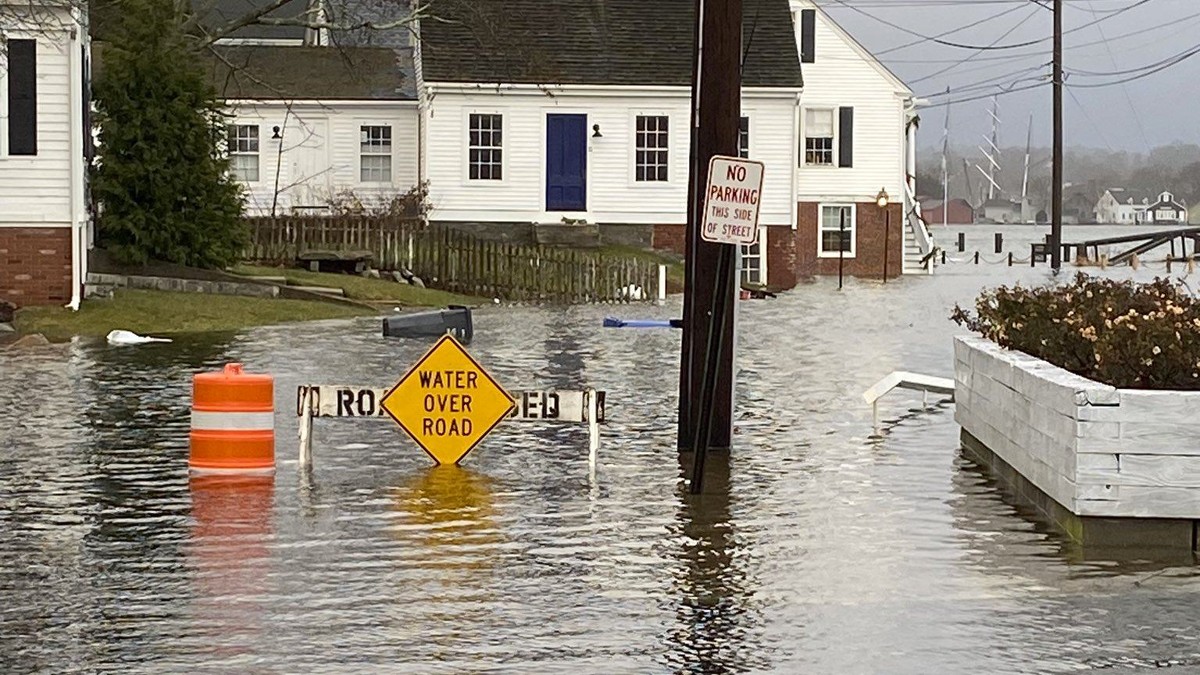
791,0,912,96
418,0,803,88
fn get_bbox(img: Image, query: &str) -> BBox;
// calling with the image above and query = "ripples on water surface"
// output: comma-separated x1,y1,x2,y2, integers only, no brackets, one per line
5,226,1200,674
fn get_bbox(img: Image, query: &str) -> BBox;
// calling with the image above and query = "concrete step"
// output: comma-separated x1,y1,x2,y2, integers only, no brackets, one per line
243,275,289,284
288,285,346,297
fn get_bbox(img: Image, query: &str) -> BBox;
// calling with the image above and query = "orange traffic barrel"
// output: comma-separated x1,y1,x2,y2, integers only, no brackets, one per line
188,363,275,474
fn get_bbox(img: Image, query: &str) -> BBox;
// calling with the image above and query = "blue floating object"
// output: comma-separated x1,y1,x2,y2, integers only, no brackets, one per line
603,317,682,329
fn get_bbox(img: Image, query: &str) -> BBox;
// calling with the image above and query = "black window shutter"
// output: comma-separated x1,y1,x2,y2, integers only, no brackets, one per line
8,39,37,156
838,106,853,168
800,10,815,63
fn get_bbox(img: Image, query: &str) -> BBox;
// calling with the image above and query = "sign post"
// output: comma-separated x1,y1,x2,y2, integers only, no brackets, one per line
691,155,764,494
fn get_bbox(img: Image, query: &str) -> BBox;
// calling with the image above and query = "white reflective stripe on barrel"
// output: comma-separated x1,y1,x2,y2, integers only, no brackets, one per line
190,410,276,431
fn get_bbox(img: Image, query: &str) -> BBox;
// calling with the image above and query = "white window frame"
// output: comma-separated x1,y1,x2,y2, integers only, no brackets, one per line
818,203,856,258
359,124,393,183
0,57,7,157
633,114,670,183
738,115,750,159
740,226,767,285
467,112,504,182
802,107,836,167
227,124,260,182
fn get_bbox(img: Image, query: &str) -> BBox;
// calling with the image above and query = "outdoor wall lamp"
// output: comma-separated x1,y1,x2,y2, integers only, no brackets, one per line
592,124,602,138
878,187,891,284
272,126,282,140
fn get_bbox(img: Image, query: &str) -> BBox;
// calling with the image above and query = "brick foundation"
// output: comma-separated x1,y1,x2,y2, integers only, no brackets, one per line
653,223,800,290
652,223,688,256
0,227,73,307
794,202,903,280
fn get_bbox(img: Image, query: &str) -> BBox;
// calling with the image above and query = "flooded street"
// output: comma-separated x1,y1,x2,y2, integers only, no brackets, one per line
5,225,1200,674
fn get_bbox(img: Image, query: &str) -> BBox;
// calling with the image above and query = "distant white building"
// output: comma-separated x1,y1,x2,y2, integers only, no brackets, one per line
0,0,91,308
1145,191,1188,224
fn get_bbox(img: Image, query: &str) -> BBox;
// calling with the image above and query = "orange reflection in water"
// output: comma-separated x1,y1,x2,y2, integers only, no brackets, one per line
186,474,275,663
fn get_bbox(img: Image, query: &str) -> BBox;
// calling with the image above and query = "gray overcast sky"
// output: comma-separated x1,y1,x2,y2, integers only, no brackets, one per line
816,0,1200,152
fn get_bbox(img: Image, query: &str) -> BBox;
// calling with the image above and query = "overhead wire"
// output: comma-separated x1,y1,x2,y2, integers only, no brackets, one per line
820,0,1154,52
1084,0,1150,147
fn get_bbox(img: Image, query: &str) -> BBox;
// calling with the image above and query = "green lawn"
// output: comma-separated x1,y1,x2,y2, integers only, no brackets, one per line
596,245,685,291
231,264,485,305
14,289,373,342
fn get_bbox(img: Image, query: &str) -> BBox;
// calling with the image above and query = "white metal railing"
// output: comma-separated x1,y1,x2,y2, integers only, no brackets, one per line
863,370,955,431
904,181,938,272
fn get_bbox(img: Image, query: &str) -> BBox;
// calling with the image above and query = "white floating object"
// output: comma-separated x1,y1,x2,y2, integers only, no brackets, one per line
106,329,172,346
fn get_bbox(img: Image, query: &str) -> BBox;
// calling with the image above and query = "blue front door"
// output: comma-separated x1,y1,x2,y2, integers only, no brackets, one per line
546,114,587,212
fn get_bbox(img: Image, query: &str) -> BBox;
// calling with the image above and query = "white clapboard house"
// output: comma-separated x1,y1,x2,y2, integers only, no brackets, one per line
182,0,419,216
201,44,419,216
0,0,91,308
413,0,805,288
787,0,930,279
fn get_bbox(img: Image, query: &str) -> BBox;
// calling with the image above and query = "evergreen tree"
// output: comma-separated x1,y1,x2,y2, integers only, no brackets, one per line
92,0,248,268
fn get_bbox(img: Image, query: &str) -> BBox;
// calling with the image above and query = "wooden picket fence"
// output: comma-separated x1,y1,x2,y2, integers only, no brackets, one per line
242,216,659,304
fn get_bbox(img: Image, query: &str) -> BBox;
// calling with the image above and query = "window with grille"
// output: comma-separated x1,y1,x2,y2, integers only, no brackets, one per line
635,115,669,182
740,229,765,285
818,204,855,257
468,113,503,180
804,108,835,166
738,116,750,159
360,125,392,182
227,124,259,182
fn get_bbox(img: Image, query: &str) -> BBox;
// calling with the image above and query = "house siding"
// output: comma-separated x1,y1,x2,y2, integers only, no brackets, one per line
790,0,908,204
423,87,797,226
224,101,420,216
1,25,73,228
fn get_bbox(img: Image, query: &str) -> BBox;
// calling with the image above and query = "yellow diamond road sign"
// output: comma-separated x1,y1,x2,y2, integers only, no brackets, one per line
381,334,516,465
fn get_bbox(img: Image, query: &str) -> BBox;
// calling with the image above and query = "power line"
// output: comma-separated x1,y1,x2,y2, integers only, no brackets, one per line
1066,85,1115,151
907,6,1042,85
821,0,1155,52
874,2,1031,56
1067,44,1200,86
1084,0,1149,147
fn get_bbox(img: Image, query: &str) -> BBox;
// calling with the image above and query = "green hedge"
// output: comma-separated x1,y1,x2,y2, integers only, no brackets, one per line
951,273,1200,390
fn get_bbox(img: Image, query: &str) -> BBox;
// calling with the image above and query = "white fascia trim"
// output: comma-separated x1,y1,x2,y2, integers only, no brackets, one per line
425,82,802,98
222,98,419,107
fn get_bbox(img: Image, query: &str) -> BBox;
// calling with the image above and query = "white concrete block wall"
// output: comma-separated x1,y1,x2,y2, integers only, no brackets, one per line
955,335,1200,520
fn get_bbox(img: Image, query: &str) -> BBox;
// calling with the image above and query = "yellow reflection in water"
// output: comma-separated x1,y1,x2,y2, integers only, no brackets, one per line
391,466,505,645
391,466,503,567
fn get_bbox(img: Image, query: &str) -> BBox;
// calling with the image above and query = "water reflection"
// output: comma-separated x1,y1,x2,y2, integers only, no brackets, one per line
8,229,1200,671
185,474,275,666
664,452,764,673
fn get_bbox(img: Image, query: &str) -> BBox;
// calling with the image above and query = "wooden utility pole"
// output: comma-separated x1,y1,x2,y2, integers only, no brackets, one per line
1050,0,1063,270
678,0,741,457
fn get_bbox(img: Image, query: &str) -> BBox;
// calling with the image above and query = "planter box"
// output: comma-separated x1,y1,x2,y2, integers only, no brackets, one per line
954,336,1200,547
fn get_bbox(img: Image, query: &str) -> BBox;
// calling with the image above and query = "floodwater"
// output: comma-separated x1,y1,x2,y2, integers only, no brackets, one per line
4,225,1200,674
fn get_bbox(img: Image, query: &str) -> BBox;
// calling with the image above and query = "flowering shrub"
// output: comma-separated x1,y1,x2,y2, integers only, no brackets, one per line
950,272,1200,390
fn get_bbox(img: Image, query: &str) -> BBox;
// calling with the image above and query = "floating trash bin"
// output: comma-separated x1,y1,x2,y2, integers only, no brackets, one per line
383,305,473,344
188,363,275,474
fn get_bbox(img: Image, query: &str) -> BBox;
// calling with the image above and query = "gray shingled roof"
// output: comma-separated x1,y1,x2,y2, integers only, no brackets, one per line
201,45,416,100
91,42,416,101
418,0,804,88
